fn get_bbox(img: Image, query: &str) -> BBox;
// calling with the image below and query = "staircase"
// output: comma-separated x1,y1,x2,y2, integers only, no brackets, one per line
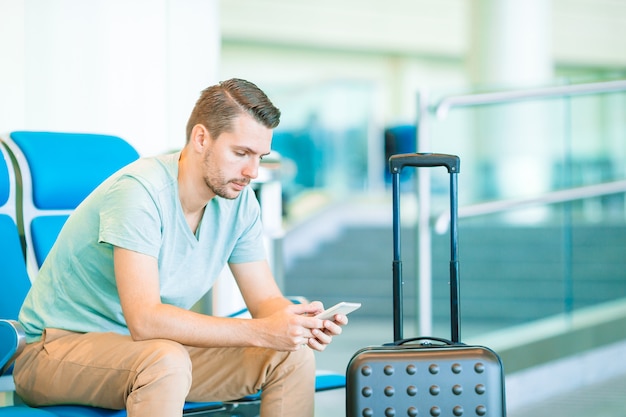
283,206,626,331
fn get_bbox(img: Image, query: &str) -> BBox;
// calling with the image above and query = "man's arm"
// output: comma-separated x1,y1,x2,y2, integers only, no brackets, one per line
231,260,347,351
229,260,294,318
113,246,335,351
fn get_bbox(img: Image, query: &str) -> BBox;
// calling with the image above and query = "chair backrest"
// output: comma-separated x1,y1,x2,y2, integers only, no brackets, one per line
0,142,30,321
4,131,140,275
0,216,30,320
0,141,16,219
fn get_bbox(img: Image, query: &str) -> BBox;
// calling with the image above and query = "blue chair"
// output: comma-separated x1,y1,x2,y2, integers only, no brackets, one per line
2,131,141,275
0,141,74,417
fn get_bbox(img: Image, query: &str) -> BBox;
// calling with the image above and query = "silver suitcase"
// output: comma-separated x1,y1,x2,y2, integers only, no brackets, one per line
346,153,506,417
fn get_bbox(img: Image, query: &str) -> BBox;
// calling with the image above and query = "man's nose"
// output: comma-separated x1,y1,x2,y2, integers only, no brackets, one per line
243,158,259,179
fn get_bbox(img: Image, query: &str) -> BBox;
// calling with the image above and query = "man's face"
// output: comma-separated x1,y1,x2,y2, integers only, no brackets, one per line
201,114,272,200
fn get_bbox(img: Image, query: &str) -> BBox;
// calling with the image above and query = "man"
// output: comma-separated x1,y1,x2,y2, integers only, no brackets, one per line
14,78,346,417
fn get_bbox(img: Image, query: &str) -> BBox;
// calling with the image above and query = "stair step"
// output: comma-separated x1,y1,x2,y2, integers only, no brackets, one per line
284,224,626,327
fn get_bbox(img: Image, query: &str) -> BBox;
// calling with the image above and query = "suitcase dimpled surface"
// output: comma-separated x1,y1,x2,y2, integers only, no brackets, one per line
348,341,504,416
346,153,506,417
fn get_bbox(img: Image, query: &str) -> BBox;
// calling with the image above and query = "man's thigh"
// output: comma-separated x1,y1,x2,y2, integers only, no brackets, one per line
14,329,191,409
185,346,310,402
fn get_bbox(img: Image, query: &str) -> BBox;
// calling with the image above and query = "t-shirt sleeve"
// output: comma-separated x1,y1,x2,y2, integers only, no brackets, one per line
98,175,162,258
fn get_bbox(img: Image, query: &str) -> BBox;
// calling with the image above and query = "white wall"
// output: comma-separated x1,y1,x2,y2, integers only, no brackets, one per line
2,0,625,156
0,0,220,156
221,0,626,68
0,1,26,130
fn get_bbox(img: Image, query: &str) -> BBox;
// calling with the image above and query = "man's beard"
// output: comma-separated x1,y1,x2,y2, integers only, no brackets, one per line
202,151,250,199
204,174,249,200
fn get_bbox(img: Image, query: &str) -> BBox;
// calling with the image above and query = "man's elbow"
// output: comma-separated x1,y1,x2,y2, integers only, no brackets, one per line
126,318,157,341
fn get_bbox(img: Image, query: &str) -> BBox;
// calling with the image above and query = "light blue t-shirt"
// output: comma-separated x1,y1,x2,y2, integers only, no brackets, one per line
19,152,266,342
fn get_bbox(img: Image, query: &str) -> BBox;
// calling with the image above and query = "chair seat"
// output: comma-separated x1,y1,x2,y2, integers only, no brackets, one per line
314,371,346,392
0,402,233,417
0,407,58,416
37,401,230,417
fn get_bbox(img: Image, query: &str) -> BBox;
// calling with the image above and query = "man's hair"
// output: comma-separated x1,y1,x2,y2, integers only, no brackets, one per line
185,78,281,143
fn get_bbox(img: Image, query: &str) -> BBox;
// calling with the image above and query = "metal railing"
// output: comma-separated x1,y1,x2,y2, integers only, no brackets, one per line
433,79,626,119
415,79,626,335
433,179,626,234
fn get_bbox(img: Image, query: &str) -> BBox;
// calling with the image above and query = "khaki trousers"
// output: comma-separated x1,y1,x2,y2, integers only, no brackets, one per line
13,328,316,417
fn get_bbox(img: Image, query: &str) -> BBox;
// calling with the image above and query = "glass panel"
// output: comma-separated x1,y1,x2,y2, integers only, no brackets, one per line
269,80,375,208
422,84,626,337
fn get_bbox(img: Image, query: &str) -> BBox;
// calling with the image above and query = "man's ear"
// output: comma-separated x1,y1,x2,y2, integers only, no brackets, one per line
190,124,210,151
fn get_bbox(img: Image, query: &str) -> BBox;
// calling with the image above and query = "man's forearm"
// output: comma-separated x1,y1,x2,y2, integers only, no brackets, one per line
250,295,293,318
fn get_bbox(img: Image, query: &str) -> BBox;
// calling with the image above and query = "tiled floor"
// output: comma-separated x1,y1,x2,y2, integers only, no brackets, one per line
507,373,626,417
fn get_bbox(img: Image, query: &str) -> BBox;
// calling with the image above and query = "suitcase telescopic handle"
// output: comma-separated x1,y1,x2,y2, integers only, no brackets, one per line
389,152,461,344
389,153,460,174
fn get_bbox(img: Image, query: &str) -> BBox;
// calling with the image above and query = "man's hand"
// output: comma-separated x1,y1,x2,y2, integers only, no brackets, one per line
254,301,346,352
304,300,347,352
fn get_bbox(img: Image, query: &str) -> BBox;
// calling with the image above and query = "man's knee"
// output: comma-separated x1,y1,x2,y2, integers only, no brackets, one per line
132,339,193,396
258,347,317,416
295,346,316,369
278,346,316,379
123,340,194,414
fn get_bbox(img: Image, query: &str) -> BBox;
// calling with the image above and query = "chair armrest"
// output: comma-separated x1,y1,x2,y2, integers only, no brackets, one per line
0,319,26,375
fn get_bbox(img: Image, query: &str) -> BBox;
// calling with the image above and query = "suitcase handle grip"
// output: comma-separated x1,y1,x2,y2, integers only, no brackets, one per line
389,153,460,174
392,336,464,347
